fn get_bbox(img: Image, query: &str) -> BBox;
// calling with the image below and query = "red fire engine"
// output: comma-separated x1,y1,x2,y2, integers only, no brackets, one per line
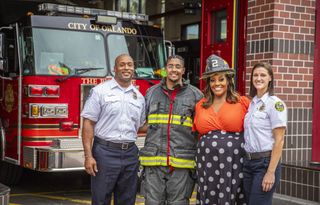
0,3,166,185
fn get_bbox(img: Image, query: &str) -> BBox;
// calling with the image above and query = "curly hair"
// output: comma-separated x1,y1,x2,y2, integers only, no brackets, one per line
166,55,185,67
202,71,240,109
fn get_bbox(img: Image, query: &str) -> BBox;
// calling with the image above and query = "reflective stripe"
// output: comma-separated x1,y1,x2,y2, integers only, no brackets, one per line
147,114,192,127
139,156,195,168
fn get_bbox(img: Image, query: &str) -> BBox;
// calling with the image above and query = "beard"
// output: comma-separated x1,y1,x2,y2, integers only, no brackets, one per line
167,73,182,84
167,77,180,84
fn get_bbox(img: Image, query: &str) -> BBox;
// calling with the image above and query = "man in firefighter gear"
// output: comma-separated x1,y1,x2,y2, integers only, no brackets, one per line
139,55,203,205
81,54,145,205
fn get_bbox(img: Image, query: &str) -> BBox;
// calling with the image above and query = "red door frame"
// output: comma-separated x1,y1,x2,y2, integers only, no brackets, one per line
200,0,247,94
311,0,320,164
236,0,247,95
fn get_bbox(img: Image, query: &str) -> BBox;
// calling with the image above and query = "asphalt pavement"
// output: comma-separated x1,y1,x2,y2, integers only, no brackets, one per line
273,193,320,205
4,169,320,205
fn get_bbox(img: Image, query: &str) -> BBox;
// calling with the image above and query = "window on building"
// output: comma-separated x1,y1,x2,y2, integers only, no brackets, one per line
140,0,146,14
130,0,139,13
181,23,200,40
117,0,127,12
211,9,227,43
116,0,145,13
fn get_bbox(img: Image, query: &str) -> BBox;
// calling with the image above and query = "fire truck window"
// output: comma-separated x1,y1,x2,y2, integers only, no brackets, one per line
211,9,227,43
3,30,18,76
40,52,64,73
107,35,130,73
7,42,16,73
107,34,165,79
21,29,35,75
24,38,33,74
30,28,107,76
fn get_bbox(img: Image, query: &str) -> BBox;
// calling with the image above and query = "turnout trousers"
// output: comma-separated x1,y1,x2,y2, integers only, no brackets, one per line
142,166,195,205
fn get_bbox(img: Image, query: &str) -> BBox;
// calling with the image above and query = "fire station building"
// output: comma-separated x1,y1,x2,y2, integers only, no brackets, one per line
1,0,320,203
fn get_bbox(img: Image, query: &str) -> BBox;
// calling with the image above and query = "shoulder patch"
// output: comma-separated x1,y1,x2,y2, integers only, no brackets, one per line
275,101,285,112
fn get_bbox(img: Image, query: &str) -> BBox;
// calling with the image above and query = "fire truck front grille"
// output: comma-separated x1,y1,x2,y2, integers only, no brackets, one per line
52,138,83,149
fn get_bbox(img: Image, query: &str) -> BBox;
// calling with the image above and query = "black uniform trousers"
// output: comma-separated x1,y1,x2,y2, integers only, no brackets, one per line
91,139,139,205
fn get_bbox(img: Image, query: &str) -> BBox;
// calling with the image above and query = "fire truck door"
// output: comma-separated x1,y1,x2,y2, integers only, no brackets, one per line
201,0,241,88
0,27,20,162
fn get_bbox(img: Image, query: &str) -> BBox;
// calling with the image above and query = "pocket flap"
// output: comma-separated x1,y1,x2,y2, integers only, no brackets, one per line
253,111,267,119
139,146,158,156
173,148,196,160
129,99,142,109
104,95,120,102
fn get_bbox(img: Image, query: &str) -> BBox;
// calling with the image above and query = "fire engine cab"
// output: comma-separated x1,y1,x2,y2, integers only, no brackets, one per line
0,3,166,185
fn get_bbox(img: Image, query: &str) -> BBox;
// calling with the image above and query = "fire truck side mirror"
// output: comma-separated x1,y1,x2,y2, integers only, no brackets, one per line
0,60,4,71
167,45,176,57
165,40,175,57
0,33,4,59
0,59,8,72
0,33,5,71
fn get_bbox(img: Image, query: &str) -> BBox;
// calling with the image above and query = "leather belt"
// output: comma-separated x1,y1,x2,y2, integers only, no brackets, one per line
245,151,272,160
94,137,135,150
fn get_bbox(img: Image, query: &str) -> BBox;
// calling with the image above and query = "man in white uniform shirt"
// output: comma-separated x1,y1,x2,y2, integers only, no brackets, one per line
81,54,145,205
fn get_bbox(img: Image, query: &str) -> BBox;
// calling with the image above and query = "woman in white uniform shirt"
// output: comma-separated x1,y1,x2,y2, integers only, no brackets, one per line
243,62,287,205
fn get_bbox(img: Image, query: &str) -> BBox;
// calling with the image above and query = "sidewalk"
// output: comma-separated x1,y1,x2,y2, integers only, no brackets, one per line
136,193,320,205
273,193,320,205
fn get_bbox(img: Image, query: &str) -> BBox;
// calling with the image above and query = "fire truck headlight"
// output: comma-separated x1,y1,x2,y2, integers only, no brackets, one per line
29,103,68,118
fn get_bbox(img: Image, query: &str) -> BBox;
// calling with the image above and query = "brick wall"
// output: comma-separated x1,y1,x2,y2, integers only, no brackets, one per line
246,0,318,202
246,0,315,108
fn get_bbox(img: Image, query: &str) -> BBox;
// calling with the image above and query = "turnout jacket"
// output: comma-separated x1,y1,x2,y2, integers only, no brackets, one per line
139,79,203,168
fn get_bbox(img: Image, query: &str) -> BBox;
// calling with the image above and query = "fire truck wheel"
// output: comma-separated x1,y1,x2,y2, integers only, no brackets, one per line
0,161,23,186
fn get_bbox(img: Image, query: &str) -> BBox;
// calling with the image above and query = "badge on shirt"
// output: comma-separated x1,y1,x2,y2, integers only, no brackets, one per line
259,103,265,111
132,91,137,100
275,101,285,112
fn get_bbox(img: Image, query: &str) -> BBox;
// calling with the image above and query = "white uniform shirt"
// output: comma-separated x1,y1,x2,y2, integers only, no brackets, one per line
244,92,287,153
81,78,145,142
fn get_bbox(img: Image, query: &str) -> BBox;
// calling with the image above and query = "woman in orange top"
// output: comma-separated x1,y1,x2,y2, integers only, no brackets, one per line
193,54,249,205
